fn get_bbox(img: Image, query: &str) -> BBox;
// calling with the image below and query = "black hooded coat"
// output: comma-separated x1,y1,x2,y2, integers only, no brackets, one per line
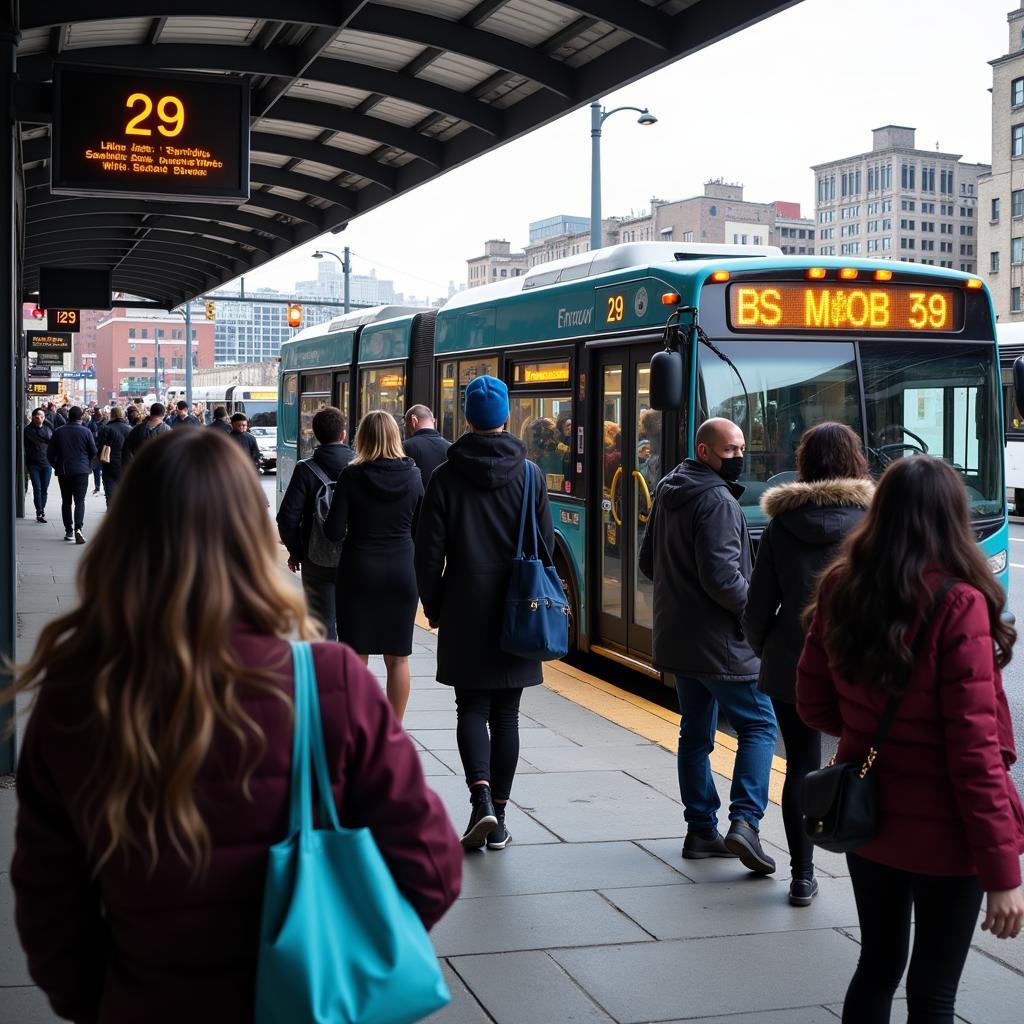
324,457,423,656
638,458,758,682
742,477,873,702
415,431,554,689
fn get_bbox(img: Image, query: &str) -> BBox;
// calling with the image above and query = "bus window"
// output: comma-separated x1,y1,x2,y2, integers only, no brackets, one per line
283,373,298,444
439,362,456,440
509,395,573,494
359,367,406,433
299,372,331,458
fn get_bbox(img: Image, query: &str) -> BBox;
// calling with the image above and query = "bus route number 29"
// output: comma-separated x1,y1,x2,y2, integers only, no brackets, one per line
606,294,625,323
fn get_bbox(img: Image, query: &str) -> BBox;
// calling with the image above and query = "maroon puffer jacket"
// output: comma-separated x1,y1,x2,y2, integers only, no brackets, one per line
797,570,1024,891
11,625,462,1024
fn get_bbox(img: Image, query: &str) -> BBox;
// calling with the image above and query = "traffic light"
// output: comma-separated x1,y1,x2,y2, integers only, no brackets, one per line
31,306,45,320
204,300,215,320
287,303,303,329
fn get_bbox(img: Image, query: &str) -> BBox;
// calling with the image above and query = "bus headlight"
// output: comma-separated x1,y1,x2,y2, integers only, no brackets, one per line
987,550,1007,574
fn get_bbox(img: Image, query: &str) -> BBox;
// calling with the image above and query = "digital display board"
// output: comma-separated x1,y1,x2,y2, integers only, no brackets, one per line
28,381,60,396
728,283,962,333
51,64,250,203
27,331,73,353
46,308,80,332
34,350,64,366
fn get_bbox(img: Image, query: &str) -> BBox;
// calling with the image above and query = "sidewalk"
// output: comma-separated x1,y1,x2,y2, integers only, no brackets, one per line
3,490,1024,1023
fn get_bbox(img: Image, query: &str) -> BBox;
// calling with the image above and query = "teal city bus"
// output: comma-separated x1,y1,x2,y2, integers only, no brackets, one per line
278,242,1007,677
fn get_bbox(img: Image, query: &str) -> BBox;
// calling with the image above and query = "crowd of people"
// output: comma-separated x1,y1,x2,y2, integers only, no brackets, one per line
8,381,1024,1024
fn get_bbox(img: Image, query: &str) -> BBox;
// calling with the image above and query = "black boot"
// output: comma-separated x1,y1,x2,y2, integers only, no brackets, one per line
461,785,498,850
487,805,511,850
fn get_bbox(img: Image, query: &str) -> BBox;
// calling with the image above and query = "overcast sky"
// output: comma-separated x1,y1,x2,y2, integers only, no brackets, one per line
237,0,1016,303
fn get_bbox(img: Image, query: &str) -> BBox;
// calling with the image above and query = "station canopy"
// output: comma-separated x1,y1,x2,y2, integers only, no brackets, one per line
17,1,798,309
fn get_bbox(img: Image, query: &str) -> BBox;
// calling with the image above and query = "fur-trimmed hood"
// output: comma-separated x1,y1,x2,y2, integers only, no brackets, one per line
760,477,873,547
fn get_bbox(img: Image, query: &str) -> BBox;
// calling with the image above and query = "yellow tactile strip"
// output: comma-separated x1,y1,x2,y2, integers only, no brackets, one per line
413,606,784,806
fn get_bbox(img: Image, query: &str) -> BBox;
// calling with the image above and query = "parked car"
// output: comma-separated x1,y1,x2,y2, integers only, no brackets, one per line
250,426,277,473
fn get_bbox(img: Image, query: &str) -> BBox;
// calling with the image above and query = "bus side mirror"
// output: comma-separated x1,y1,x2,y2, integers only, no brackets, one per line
650,349,683,411
1014,357,1024,421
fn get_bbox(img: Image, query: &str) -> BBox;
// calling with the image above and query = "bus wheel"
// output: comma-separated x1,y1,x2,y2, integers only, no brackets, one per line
554,550,579,653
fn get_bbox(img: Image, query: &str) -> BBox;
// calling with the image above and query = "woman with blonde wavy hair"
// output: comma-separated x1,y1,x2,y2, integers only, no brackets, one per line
324,410,423,720
9,428,461,1024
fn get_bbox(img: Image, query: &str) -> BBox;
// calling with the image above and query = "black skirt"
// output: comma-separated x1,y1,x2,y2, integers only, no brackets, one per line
335,538,417,656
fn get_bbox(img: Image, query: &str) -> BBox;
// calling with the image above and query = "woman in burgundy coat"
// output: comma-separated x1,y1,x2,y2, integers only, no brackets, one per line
798,456,1024,1024
8,428,462,1024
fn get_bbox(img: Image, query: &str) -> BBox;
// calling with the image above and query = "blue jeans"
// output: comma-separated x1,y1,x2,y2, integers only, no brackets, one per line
674,675,777,833
27,464,51,513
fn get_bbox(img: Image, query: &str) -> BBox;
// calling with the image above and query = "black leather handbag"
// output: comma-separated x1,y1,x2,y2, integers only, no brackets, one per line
801,579,959,854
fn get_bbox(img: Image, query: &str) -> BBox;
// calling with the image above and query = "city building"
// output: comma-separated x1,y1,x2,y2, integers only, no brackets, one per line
529,215,591,243
209,288,340,364
519,183,813,269
979,2,1024,321
94,306,214,401
294,259,397,306
467,239,528,288
813,126,988,271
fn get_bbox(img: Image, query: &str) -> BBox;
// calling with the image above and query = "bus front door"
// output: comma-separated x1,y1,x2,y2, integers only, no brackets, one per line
594,348,664,663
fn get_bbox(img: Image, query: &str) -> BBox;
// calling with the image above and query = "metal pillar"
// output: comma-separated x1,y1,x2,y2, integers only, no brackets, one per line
343,246,351,314
1,5,19,774
184,301,192,410
153,330,160,400
590,101,602,252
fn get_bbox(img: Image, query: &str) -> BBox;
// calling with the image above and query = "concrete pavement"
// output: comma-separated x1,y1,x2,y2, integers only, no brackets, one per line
3,488,1024,1023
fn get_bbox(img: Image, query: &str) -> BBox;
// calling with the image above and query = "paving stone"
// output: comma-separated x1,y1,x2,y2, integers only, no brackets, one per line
406,689,464,711
509,771,686,842
551,931,858,1022
520,743,676,774
408,728,578,751
418,750,454,776
0,985,62,1024
428,748,540,776
0,874,32,987
424,962,491,1024
459,840,687,899
404,709,541,731
637,837,787,884
657,1009,842,1024
431,890,652,957
600,876,859,940
450,951,614,1023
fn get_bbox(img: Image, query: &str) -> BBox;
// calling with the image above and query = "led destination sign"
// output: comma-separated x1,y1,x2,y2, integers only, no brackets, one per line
728,283,961,333
51,65,249,203
46,308,80,332
27,331,73,353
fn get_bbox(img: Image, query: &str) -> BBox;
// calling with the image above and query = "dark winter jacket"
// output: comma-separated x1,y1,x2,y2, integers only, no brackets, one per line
96,420,133,474
123,419,170,464
404,428,451,491
798,569,1024,891
229,429,262,467
276,443,355,564
742,478,873,702
170,413,202,429
415,431,554,688
46,421,97,478
23,422,53,466
323,457,422,549
207,418,232,434
638,458,758,681
11,624,463,1024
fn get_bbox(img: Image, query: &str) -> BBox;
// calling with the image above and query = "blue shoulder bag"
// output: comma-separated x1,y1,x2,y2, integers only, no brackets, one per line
500,461,570,660
255,641,450,1024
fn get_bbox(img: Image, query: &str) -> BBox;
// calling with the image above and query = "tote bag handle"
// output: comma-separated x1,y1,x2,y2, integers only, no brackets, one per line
514,462,551,565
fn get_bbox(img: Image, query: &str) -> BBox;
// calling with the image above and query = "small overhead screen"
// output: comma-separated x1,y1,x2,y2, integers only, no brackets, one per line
38,267,112,310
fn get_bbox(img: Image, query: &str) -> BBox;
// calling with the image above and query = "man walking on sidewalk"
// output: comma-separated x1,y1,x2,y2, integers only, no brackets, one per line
46,405,97,544
639,417,778,874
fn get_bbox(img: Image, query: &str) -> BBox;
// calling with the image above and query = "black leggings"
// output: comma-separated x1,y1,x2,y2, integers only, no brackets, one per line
844,853,983,1024
453,687,524,802
772,698,821,879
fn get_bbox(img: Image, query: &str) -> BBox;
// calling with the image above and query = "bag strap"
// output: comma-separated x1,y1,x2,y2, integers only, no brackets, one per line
288,641,342,835
868,578,962,762
514,461,533,559
302,457,333,490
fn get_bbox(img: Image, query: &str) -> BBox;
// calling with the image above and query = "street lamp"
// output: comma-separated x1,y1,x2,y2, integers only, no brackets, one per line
313,247,351,313
590,102,658,252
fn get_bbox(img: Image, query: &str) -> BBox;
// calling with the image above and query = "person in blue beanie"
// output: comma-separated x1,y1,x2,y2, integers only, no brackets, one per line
416,375,554,852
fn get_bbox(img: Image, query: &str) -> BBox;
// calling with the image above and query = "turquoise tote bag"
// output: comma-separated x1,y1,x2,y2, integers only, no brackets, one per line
255,641,450,1024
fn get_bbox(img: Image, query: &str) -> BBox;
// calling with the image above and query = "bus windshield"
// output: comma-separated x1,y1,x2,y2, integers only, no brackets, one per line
242,400,277,427
697,339,1003,527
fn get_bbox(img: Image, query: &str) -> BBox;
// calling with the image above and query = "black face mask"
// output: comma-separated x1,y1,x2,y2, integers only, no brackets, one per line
716,456,744,483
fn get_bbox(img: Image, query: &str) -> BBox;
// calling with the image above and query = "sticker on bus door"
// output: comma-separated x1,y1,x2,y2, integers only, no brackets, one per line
577,426,584,455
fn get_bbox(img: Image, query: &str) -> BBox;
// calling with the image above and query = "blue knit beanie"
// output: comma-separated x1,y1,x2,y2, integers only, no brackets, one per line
464,375,509,430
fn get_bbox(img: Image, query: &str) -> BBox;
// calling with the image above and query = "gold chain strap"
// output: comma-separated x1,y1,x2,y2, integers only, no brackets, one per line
859,747,878,779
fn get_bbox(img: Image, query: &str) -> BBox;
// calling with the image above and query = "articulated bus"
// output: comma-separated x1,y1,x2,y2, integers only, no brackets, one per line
998,322,1024,512
166,384,279,426
278,242,1007,677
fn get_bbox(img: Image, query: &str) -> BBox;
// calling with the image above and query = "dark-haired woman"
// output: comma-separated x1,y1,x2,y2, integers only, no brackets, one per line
743,422,873,906
797,456,1024,1023
96,405,132,506
9,428,460,1024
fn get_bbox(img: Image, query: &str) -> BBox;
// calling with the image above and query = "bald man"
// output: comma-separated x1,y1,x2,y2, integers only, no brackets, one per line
639,417,778,874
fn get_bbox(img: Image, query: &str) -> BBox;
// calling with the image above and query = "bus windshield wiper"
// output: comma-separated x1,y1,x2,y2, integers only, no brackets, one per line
694,324,752,436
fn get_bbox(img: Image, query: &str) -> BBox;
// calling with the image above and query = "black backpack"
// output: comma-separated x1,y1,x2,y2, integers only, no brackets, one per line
301,458,344,569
